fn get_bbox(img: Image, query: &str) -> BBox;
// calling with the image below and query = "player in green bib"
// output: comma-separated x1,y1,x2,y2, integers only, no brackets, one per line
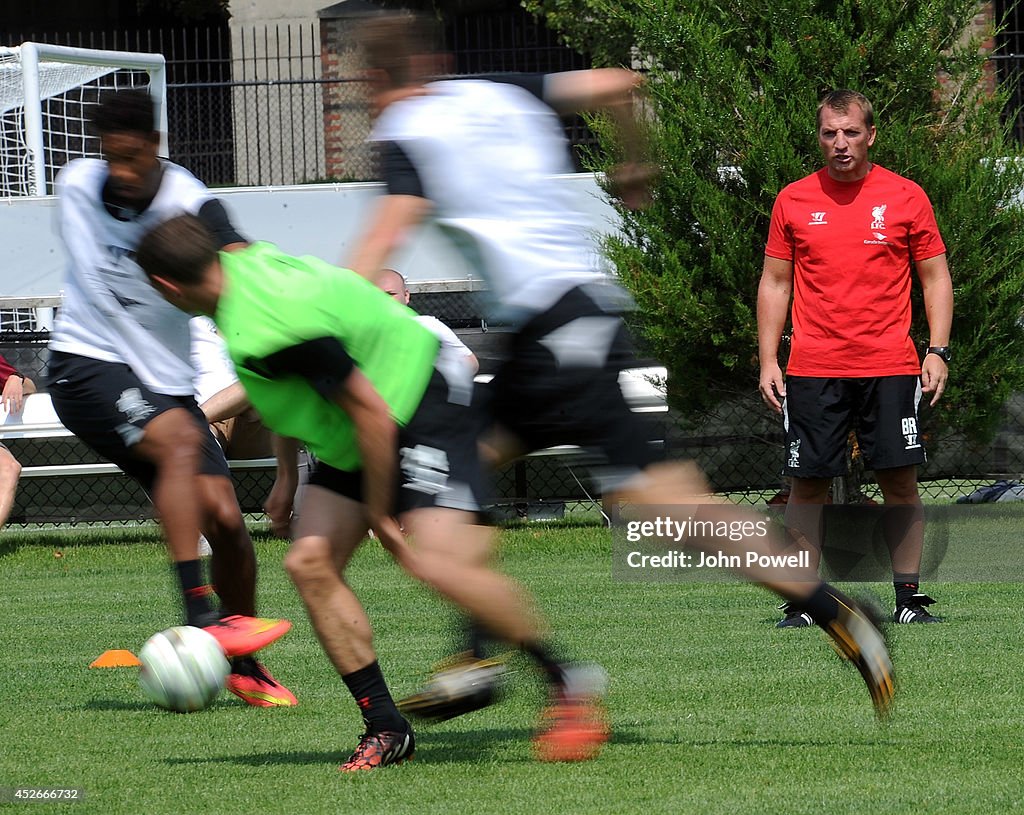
137,213,603,771
216,241,440,473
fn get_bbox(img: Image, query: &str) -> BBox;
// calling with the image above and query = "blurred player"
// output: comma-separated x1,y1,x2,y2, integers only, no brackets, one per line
346,14,895,723
46,88,294,706
377,268,479,374
137,215,610,768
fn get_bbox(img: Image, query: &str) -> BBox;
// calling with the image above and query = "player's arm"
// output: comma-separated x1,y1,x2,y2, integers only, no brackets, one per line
200,381,250,424
247,337,410,559
331,370,405,542
347,194,431,283
265,435,300,538
542,69,653,209
916,252,953,406
347,140,433,282
757,255,794,413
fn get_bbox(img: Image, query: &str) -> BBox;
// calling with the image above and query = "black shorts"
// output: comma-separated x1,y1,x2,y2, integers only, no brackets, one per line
782,375,925,478
486,285,663,485
307,367,487,515
47,351,231,492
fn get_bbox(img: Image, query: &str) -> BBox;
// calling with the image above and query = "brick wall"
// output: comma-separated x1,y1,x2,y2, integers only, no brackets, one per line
319,12,376,181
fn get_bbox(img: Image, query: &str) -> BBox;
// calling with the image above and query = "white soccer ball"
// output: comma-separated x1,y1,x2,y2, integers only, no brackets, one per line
138,625,230,713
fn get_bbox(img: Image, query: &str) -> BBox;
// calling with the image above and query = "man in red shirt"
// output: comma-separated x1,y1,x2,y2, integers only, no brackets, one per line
0,352,36,531
758,89,954,626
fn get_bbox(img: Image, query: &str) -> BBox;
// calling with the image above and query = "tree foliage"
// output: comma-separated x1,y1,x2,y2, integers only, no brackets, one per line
525,0,1024,442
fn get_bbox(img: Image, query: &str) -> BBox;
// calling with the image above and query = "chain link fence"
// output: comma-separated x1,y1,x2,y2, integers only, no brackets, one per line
4,291,1024,527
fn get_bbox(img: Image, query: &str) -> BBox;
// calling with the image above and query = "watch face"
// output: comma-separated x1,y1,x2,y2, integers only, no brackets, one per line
929,347,951,362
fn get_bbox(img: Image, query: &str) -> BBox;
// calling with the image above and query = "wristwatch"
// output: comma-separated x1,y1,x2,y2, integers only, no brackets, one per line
926,346,951,363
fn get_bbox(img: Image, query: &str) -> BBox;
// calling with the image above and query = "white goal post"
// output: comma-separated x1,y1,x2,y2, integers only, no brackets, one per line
0,43,167,197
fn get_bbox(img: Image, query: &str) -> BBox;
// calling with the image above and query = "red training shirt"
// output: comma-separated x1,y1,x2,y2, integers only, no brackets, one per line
0,354,19,389
765,164,946,377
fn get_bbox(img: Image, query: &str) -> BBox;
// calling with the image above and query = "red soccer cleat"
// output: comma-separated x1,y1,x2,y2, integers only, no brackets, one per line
533,664,610,763
227,658,298,707
201,614,291,658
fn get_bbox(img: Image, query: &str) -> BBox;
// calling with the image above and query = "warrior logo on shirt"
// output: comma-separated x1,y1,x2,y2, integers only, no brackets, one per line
870,204,887,230
808,211,827,225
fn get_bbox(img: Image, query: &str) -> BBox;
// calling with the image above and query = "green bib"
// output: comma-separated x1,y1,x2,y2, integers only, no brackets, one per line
216,243,439,471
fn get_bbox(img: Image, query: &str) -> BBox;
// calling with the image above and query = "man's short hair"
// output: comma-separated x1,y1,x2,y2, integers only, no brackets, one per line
90,88,157,136
137,213,218,286
357,13,443,89
817,89,874,130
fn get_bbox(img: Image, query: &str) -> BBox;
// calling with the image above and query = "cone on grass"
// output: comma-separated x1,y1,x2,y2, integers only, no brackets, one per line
89,650,142,668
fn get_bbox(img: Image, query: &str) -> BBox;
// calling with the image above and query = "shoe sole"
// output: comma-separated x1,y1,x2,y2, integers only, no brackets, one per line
776,615,814,629
397,687,498,722
397,657,506,722
826,599,895,719
338,754,414,772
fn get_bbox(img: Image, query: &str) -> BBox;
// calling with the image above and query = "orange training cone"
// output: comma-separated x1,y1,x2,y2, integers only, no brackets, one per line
89,650,142,668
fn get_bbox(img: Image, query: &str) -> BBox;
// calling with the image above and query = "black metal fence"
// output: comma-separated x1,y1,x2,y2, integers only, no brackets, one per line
1,12,596,192
996,0,1024,143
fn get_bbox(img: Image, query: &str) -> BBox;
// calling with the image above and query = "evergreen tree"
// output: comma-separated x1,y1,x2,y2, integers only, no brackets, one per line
525,0,1024,445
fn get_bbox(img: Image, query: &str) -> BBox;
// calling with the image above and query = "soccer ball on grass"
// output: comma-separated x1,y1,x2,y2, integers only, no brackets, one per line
138,625,230,712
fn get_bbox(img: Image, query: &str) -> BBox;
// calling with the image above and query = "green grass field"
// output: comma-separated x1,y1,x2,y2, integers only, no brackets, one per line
2,520,1023,814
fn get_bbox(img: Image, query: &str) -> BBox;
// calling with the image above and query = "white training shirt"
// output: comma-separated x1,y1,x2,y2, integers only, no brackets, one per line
190,315,237,405
371,79,609,317
49,159,213,395
416,315,474,364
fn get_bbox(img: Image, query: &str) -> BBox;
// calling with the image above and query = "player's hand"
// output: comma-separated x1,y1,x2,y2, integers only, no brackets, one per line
759,362,786,413
264,477,296,539
607,161,658,210
2,375,25,414
921,355,948,406
369,514,417,572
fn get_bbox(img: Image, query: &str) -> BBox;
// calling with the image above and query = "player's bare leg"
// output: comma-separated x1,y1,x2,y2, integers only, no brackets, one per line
0,446,22,531
198,473,257,615
285,485,413,770
876,465,938,623
194,472,296,706
396,506,609,761
771,476,829,627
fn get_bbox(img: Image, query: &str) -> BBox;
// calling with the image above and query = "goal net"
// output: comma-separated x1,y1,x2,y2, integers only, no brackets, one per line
0,43,166,197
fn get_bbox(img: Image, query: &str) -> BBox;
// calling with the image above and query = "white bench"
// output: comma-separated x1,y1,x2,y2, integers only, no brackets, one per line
0,393,277,478
1,366,667,472
0,370,667,520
